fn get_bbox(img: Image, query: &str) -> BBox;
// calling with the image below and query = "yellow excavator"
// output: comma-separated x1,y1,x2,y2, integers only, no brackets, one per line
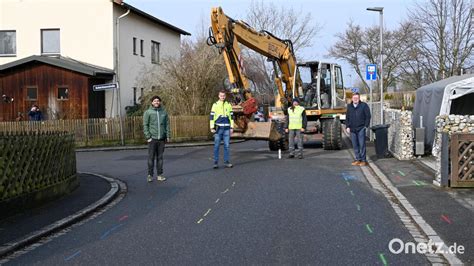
208,7,349,150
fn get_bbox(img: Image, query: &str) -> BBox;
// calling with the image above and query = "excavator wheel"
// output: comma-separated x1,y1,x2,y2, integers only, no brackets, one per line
322,117,342,150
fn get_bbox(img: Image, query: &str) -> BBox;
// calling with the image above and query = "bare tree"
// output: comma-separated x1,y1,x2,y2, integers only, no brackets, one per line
408,0,473,81
135,38,227,115
329,21,418,94
241,0,321,101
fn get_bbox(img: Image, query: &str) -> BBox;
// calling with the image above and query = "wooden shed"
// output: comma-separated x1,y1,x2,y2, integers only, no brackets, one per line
0,56,114,121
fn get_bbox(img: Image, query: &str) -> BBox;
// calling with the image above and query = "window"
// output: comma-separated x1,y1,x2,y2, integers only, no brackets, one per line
133,37,137,55
58,87,69,100
26,87,38,100
151,41,160,64
140,39,144,57
41,29,60,54
140,87,144,98
133,87,137,105
0,30,16,56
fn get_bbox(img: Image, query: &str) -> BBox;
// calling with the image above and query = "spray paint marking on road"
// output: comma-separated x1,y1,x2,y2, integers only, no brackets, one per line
197,218,204,224
100,223,124,240
379,253,388,266
64,250,82,261
346,181,350,186
350,190,355,196
441,214,452,224
394,175,402,182
398,170,406,176
221,188,229,194
204,209,212,217
342,172,358,181
366,224,374,234
118,215,129,222
412,180,428,186
215,198,220,204
232,182,236,187
356,204,361,211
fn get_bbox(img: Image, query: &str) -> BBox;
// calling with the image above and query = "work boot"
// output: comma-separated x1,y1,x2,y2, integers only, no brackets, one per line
225,162,233,168
213,163,218,169
359,161,368,166
157,175,166,182
288,154,295,159
351,160,360,166
147,175,152,182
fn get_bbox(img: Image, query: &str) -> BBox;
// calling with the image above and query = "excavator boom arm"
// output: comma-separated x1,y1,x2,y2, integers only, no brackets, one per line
209,7,300,105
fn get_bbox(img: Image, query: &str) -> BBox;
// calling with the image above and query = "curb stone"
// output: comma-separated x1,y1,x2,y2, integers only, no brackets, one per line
0,172,127,259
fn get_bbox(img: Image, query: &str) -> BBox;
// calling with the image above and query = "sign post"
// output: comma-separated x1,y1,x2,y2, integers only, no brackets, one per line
92,82,124,145
366,64,377,141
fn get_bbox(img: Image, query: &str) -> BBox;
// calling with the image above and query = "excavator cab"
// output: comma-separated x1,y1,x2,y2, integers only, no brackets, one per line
297,61,346,111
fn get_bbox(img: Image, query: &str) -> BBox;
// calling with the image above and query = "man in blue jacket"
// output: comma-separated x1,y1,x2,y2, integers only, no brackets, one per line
143,96,170,182
345,93,371,166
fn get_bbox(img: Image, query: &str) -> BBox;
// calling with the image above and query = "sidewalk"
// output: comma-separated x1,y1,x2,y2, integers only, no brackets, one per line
365,142,474,264
0,173,112,254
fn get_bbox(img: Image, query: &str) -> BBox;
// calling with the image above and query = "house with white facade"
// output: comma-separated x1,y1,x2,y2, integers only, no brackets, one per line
0,0,190,121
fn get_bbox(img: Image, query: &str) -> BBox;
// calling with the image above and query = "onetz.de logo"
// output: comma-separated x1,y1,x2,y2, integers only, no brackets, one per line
389,238,465,255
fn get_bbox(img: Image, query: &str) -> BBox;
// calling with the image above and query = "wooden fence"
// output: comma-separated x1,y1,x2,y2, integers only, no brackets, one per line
450,133,474,187
0,116,210,147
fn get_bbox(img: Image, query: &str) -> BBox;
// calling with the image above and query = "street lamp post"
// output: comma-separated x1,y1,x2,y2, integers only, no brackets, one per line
367,7,384,125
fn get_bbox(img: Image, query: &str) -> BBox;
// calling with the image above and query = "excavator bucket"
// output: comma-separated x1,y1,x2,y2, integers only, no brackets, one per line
231,121,282,141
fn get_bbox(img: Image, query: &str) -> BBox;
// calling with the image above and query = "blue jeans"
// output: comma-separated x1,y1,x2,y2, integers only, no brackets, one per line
214,127,230,164
351,128,367,162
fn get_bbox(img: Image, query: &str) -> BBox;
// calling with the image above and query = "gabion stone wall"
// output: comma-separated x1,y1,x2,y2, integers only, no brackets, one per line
384,109,414,160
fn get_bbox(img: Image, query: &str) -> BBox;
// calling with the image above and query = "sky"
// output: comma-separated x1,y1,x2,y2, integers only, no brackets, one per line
126,0,414,87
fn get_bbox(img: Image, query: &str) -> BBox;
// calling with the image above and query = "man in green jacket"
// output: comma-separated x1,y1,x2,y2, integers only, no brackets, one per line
143,96,170,182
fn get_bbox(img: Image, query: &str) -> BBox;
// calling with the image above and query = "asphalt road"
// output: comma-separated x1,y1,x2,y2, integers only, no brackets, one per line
9,141,428,265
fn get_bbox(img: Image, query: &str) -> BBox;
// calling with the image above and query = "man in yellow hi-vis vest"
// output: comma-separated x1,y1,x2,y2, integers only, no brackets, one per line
285,98,307,159
210,90,234,169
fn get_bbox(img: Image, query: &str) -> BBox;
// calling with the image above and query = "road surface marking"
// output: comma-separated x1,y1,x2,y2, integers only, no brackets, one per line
356,204,361,211
100,224,124,240
232,182,236,187
350,190,355,196
441,214,452,224
221,188,229,194
379,253,388,266
64,250,82,261
398,170,406,176
197,218,204,224
118,215,128,222
366,224,374,234
204,209,212,217
346,181,350,186
215,198,220,203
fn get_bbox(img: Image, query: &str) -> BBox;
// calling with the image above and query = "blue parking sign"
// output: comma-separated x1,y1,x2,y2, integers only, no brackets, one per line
366,64,377,81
